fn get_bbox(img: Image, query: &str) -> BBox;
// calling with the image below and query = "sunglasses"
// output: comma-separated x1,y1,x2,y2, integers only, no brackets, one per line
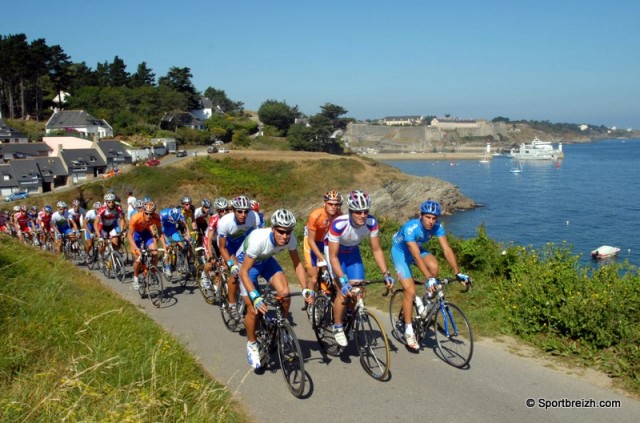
326,202,342,207
352,210,369,215
144,212,153,216
235,209,249,215
274,228,292,235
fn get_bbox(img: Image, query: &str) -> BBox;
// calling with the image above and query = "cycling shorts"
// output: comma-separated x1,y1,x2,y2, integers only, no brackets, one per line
238,257,283,297
391,244,429,280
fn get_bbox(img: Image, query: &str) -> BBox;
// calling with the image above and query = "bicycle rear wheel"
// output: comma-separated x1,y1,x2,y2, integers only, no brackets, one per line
355,310,390,381
433,302,473,368
312,295,340,356
147,269,165,307
277,322,306,398
175,249,189,286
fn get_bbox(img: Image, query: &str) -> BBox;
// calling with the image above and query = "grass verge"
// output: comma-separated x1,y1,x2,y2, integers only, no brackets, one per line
0,237,250,422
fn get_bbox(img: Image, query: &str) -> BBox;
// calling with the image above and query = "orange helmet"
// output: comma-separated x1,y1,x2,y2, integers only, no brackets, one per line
143,201,157,213
323,190,343,203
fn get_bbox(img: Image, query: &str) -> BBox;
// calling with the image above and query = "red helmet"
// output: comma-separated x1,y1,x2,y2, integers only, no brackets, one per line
250,200,260,211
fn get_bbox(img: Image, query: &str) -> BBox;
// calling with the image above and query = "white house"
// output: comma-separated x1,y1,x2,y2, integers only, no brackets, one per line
45,110,114,139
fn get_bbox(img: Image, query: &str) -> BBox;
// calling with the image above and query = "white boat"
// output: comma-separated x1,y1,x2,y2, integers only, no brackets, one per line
509,137,563,161
510,160,523,174
591,245,620,259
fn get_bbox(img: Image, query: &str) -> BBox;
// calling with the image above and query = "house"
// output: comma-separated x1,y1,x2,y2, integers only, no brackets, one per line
430,117,478,129
46,110,114,138
9,159,43,194
0,117,30,144
43,136,94,155
159,112,206,131
0,164,19,197
0,142,52,163
150,138,176,154
191,97,213,120
381,116,425,126
98,140,133,167
60,148,108,183
33,157,69,192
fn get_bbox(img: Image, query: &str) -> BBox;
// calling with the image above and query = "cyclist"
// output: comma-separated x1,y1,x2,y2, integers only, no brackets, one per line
127,201,168,291
237,209,308,369
83,201,102,258
95,193,126,256
391,200,470,350
37,205,54,245
250,199,265,228
13,205,35,244
199,197,231,290
327,189,395,347
159,206,189,278
193,198,211,245
51,201,76,253
68,199,85,237
217,195,259,320
302,190,344,311
126,190,137,220
0,210,10,234
179,196,195,240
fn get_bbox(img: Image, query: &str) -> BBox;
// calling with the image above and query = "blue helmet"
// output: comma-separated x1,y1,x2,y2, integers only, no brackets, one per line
420,200,441,216
44,205,53,213
169,207,182,223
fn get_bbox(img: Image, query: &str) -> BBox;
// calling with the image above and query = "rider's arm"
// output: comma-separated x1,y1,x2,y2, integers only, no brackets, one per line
306,227,325,262
94,214,103,237
218,236,231,264
438,235,460,275
328,240,343,280
288,248,308,290
127,218,138,252
370,236,390,275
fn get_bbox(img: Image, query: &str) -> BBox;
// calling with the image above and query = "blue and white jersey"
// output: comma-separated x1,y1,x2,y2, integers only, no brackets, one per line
217,211,259,245
392,219,445,254
236,227,298,264
68,207,85,228
159,208,185,232
51,210,71,229
84,209,97,225
327,214,379,253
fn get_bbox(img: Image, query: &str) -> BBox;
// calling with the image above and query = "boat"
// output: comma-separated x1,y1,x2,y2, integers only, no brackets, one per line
590,245,620,259
509,137,563,161
510,159,523,174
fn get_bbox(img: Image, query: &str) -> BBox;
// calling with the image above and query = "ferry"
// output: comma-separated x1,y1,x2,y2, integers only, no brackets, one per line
509,137,563,161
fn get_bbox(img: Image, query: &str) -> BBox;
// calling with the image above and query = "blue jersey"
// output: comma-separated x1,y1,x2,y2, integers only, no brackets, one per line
159,208,185,233
391,218,445,254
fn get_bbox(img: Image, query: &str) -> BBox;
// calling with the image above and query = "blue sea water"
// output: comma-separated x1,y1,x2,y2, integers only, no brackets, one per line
383,138,640,267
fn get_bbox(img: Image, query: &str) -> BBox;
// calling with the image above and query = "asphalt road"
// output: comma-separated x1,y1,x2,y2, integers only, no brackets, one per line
83,260,640,423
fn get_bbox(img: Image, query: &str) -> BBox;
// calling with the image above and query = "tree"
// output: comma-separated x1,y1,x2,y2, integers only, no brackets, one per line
130,62,155,88
158,66,199,110
107,56,130,87
318,103,350,130
203,86,242,114
257,99,299,136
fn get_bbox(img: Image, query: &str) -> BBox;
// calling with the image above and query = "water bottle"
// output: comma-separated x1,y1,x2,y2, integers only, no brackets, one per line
414,295,425,317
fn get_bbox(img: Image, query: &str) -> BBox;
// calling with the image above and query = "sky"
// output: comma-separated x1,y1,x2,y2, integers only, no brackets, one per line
4,0,640,129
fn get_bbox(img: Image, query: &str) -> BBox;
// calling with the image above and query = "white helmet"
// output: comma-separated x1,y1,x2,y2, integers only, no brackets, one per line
231,195,250,210
270,209,296,228
346,190,371,211
213,197,229,210
56,201,68,209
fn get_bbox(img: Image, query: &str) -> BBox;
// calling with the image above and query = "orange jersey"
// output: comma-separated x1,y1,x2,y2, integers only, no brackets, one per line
129,211,163,234
305,207,334,242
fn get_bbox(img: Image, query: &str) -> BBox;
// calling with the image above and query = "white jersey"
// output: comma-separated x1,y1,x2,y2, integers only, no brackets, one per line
217,210,259,245
51,210,71,228
68,207,85,228
127,195,137,218
84,209,97,224
236,227,298,263
327,214,379,251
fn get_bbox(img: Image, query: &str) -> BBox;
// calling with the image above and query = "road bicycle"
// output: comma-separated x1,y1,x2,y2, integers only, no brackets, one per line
97,237,127,282
165,239,199,286
218,269,246,332
198,256,225,305
312,278,391,381
254,290,307,398
389,277,474,368
136,246,165,307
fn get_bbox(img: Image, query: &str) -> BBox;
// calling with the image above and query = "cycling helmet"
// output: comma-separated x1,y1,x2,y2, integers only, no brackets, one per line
20,205,27,212
57,201,67,209
13,205,20,212
249,200,260,211
181,196,192,205
346,190,371,211
231,195,250,210
93,201,102,210
420,200,441,216
44,205,53,213
323,190,343,203
168,207,182,223
30,205,38,211
213,197,229,211
201,198,211,208
270,209,296,228
135,199,144,208
104,193,116,201
143,201,157,213
72,199,80,206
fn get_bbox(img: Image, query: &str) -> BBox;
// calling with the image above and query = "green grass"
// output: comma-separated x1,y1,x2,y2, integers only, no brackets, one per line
0,237,250,422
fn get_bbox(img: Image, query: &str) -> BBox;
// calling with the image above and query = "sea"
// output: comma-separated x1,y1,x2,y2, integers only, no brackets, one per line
383,138,640,268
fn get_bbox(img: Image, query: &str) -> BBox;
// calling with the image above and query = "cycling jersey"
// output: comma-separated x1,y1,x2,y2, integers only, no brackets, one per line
159,208,185,243
51,210,73,238
193,207,209,231
68,207,85,229
129,211,162,235
327,214,379,252
217,211,259,252
96,204,124,228
84,209,97,240
305,207,333,242
37,210,52,230
391,218,445,253
14,211,33,232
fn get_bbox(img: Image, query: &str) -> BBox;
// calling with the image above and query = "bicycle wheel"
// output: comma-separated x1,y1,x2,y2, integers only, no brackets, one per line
219,283,245,332
312,295,340,356
175,249,189,286
433,302,474,368
112,251,127,283
100,252,112,278
389,288,417,346
199,267,220,305
354,310,391,381
137,274,147,299
277,322,306,398
87,245,99,270
147,269,165,307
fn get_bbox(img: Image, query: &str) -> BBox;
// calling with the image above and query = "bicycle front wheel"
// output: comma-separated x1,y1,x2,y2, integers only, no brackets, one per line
355,311,390,381
433,302,473,368
147,269,165,307
112,251,127,283
277,322,306,398
389,288,418,346
312,295,340,356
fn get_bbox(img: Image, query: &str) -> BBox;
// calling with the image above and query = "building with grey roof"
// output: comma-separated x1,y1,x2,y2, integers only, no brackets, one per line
60,148,108,183
0,142,52,162
9,159,42,194
46,110,114,138
33,157,69,192
0,117,29,144
0,164,19,197
98,140,133,168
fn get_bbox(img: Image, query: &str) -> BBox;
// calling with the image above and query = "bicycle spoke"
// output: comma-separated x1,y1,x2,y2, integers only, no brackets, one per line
355,311,390,381
277,322,306,398
312,295,340,356
434,302,473,368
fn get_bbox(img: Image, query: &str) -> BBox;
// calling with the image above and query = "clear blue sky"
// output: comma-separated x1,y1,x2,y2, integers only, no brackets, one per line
5,0,640,129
